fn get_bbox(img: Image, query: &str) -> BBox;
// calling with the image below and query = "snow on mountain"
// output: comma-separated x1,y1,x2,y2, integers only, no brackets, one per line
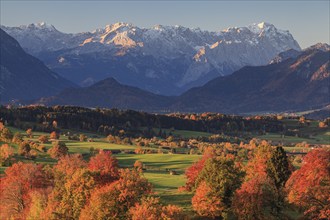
1,21,301,95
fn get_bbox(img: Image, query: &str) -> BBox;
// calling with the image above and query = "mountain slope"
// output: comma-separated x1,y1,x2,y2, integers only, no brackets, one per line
38,77,172,111
37,45,329,113
2,22,301,95
172,47,329,113
0,28,75,103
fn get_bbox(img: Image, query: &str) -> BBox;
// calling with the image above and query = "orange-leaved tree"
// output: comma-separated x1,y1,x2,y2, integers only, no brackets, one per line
42,154,89,219
0,162,51,220
129,197,183,220
0,144,14,166
88,150,119,185
80,168,152,219
233,145,292,219
26,189,50,220
133,160,143,172
192,181,223,218
232,144,273,220
49,131,59,140
47,141,68,159
44,168,95,220
286,148,330,220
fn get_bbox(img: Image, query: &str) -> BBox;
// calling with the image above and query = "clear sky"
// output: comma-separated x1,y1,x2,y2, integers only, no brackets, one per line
1,0,329,48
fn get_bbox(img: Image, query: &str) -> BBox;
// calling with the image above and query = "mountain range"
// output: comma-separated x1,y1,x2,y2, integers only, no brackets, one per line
2,22,301,95
39,45,329,113
1,23,328,114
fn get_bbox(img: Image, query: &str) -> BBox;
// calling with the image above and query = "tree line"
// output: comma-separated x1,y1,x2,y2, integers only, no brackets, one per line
0,105,284,138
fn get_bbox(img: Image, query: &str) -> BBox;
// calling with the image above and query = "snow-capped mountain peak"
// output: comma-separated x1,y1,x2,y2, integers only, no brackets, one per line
104,22,133,32
2,21,302,95
20,21,57,31
257,21,270,29
247,21,275,34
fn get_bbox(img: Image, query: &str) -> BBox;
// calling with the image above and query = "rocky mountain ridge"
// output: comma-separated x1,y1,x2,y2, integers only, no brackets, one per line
2,22,301,95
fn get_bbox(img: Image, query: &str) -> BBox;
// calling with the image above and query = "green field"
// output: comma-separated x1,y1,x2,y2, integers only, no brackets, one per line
258,131,329,145
256,119,330,145
116,154,201,170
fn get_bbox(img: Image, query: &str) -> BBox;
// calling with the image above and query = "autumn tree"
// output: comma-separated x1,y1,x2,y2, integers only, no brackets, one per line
192,181,223,218
43,155,89,219
79,134,87,142
233,145,292,219
80,169,152,219
55,154,87,176
134,160,143,172
192,156,244,219
79,183,121,220
26,128,33,138
0,127,13,142
0,122,4,131
26,190,49,220
232,177,269,220
12,132,23,144
286,149,330,219
43,154,85,217
129,197,183,220
232,145,273,220
47,141,68,159
0,144,14,166
49,131,59,140
55,168,95,219
88,150,119,185
184,147,214,191
18,141,31,157
38,135,48,144
0,162,50,219
318,121,327,128
135,146,144,154
185,157,207,191
114,168,152,209
106,134,117,143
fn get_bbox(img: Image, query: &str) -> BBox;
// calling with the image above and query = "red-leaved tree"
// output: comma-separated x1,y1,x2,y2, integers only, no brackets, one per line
286,149,330,219
184,147,214,191
88,150,119,185
80,169,152,219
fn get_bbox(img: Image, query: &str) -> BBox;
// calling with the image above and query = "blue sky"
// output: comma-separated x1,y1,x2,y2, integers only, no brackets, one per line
1,1,329,48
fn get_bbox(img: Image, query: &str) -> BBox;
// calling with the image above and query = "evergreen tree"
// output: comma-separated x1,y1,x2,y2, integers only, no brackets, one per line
266,146,291,216
193,156,244,219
